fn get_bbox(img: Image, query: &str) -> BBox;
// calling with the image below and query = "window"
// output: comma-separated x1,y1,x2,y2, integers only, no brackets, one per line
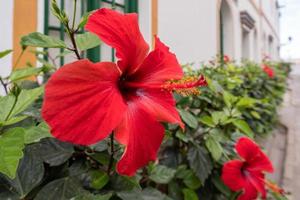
220,0,234,59
44,0,138,65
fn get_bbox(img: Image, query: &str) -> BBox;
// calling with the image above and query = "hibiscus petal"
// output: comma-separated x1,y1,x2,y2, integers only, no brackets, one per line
237,182,258,200
135,88,184,128
247,172,267,199
130,36,183,85
114,103,165,176
236,137,274,173
42,59,126,145
85,8,149,74
221,160,246,191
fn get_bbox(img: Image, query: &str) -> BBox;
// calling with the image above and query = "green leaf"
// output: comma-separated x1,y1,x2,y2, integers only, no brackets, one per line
86,152,109,165
0,49,12,59
212,175,231,197
34,138,74,166
10,87,44,117
0,95,15,122
250,111,261,119
90,170,109,190
35,177,83,200
55,49,72,59
142,187,172,200
149,165,176,184
6,145,44,198
76,32,101,51
230,108,241,118
0,128,25,179
20,32,67,48
178,109,198,129
0,115,27,126
175,165,201,189
111,175,141,191
236,97,256,108
199,115,215,127
175,165,189,178
78,12,92,29
207,79,223,93
117,188,143,200
73,193,113,200
211,111,227,125
223,91,237,108
182,188,198,200
0,188,19,199
187,145,213,184
183,172,201,190
270,191,289,200
232,119,254,137
50,0,69,25
89,140,108,152
175,130,191,143
205,135,223,161
10,67,44,82
24,122,52,144
168,181,182,200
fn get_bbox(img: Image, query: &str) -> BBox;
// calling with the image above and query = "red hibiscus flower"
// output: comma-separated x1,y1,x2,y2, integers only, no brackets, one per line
262,64,275,78
221,137,282,200
223,55,230,63
41,8,206,176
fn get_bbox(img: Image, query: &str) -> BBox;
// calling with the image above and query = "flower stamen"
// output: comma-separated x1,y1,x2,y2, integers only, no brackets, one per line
264,180,284,195
162,75,207,96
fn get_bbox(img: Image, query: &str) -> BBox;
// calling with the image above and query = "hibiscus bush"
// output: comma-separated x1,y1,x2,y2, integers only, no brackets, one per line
0,2,290,200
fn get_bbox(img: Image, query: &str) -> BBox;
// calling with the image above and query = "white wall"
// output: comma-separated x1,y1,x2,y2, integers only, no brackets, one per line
138,0,152,47
0,1,14,78
0,1,14,95
157,0,218,65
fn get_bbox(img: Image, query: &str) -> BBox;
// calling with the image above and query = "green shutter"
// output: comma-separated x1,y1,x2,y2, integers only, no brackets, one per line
86,0,101,62
44,0,139,64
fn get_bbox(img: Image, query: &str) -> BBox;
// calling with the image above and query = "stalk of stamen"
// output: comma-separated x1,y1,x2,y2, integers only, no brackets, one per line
123,75,207,96
257,176,284,195
264,179,284,195
162,75,207,96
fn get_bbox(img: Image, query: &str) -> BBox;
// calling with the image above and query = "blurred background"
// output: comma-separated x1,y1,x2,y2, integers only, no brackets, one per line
279,0,300,62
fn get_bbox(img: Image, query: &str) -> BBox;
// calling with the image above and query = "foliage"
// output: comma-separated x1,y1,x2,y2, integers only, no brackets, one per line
0,1,290,199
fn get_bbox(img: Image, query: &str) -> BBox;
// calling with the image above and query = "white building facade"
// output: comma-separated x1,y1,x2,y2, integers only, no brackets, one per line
0,0,281,79
153,0,280,65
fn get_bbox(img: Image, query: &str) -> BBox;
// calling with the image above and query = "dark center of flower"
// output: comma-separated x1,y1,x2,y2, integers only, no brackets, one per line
118,75,139,101
241,163,250,177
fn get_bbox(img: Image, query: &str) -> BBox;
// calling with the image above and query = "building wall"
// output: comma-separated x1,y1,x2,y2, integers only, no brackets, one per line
154,0,280,64
0,1,14,78
157,0,218,65
0,0,281,80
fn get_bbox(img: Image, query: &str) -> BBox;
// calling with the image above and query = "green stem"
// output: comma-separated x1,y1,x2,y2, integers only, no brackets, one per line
13,49,25,69
0,77,8,95
107,133,115,175
4,94,18,122
72,0,77,30
0,93,18,134
62,0,80,60
69,30,81,60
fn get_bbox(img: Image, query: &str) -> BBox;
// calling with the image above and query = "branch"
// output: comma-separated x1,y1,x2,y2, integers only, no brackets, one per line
68,30,81,60
0,77,8,95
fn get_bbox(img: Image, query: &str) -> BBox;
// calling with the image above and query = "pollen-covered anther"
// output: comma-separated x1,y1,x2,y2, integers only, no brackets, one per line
162,75,207,96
